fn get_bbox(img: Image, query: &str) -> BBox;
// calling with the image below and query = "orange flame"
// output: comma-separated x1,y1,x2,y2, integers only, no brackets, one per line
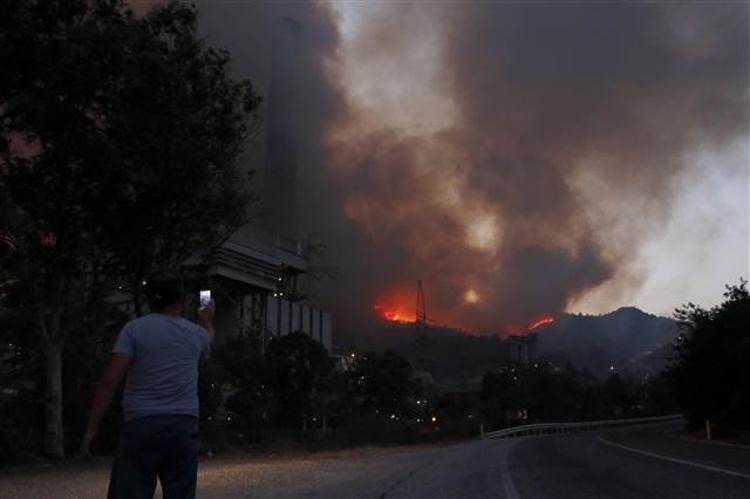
373,288,417,323
528,316,555,330
373,304,416,323
503,315,555,335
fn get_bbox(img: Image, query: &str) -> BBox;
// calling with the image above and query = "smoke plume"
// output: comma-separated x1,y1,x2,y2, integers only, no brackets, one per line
318,2,748,339
174,1,748,340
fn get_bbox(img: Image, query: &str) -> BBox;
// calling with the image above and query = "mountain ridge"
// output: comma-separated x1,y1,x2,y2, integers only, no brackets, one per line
341,306,680,385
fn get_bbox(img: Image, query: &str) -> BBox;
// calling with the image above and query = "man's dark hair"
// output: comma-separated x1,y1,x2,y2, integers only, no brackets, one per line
144,270,184,311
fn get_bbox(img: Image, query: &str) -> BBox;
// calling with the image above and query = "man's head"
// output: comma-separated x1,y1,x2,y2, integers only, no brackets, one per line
144,270,184,313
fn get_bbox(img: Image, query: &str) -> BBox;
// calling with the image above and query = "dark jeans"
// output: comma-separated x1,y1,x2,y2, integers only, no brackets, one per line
108,415,200,499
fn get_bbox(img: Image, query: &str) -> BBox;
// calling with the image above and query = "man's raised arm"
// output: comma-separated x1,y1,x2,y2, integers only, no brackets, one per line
197,300,215,344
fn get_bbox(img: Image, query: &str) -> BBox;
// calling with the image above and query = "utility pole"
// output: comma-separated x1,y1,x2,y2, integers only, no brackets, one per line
416,279,427,327
412,279,429,371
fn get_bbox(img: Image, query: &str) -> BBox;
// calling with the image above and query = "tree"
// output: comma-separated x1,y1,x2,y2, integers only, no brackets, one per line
481,362,628,425
0,0,259,457
598,373,631,418
665,280,750,431
351,351,416,417
0,297,44,464
267,332,334,428
212,335,275,441
100,1,260,305
0,0,136,457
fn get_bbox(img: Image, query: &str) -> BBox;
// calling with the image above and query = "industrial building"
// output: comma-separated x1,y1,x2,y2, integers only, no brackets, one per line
184,224,332,350
183,10,334,350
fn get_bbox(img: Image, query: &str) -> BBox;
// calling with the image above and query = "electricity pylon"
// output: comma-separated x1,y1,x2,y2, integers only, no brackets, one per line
416,280,427,327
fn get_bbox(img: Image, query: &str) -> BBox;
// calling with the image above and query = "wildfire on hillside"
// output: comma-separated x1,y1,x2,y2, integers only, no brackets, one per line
373,285,556,334
373,303,416,323
503,315,556,336
372,287,420,323
529,316,555,331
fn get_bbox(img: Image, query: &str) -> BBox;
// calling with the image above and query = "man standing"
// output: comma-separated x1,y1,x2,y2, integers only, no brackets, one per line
81,271,214,499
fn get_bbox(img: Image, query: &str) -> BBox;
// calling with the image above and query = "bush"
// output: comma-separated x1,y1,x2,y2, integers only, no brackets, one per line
666,281,750,431
211,335,275,440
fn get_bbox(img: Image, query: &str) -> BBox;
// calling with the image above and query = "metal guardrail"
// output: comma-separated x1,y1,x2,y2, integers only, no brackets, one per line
485,414,683,440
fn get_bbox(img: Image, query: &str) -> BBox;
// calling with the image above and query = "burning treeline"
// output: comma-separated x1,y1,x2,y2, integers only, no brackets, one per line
372,282,556,336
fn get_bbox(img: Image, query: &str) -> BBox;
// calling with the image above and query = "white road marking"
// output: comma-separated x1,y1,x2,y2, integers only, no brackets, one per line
598,435,750,481
501,471,520,499
498,444,520,499
664,432,750,451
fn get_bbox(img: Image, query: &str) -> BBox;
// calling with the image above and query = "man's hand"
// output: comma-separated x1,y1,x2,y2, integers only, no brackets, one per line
198,300,216,344
198,299,215,324
80,427,98,456
81,353,131,456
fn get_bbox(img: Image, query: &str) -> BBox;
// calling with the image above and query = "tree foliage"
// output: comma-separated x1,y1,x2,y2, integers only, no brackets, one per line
0,0,259,457
101,1,261,287
666,280,750,431
267,332,334,426
210,338,428,443
350,351,417,417
481,361,673,427
211,335,275,438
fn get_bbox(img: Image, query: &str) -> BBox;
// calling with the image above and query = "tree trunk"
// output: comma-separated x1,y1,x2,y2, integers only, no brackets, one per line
43,340,65,458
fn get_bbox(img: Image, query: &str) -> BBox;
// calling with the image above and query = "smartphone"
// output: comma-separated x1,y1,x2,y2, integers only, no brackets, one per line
199,290,212,309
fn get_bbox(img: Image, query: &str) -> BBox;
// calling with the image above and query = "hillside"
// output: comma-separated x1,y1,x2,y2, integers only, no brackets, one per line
341,307,680,385
535,307,679,378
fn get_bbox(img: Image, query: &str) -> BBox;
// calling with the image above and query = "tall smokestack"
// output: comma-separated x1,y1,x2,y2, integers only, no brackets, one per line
262,16,302,239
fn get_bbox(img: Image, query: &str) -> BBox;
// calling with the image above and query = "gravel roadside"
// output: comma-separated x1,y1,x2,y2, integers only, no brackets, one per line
0,443,458,499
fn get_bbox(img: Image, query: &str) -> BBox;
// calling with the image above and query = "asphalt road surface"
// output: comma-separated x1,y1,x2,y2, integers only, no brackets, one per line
1,422,748,498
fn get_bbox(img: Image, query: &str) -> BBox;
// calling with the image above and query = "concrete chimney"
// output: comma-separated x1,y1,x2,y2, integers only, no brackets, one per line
261,16,302,240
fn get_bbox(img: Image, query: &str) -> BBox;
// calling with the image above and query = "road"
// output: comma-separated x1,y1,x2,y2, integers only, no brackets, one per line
1,422,748,498
508,423,750,499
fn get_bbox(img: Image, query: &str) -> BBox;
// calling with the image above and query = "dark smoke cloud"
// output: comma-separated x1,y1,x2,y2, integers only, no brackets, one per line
186,1,378,334
147,1,747,342
317,1,747,340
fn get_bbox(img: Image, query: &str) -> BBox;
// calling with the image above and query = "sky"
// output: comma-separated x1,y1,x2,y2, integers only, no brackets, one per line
143,0,749,336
